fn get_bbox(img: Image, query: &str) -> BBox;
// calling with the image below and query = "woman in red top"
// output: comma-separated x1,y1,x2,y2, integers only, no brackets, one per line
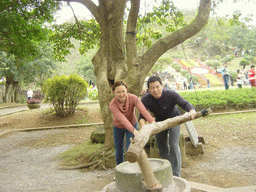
109,81,155,165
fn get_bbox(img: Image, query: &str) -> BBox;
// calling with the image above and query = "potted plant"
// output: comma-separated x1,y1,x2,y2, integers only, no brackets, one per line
26,94,42,109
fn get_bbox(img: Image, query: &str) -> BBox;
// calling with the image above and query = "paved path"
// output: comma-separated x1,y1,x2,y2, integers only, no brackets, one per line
0,103,53,117
0,129,114,192
0,102,99,117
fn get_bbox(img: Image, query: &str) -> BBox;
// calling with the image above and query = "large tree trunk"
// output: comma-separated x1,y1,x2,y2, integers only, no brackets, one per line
4,77,20,103
66,0,212,149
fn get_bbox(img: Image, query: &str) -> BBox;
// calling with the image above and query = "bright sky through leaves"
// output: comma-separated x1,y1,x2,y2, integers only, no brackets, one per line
54,0,256,25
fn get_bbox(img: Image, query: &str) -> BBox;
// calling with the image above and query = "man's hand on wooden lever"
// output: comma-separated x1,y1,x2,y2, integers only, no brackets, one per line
189,109,196,120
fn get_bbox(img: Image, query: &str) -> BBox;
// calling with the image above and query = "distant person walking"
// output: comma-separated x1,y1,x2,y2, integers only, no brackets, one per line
248,65,256,87
189,74,193,89
27,88,33,100
207,79,210,88
219,63,230,90
237,69,243,88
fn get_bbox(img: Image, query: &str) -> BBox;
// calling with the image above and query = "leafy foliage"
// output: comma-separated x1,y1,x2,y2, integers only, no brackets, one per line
43,74,88,116
88,86,98,100
208,61,221,69
221,55,235,63
0,0,60,58
0,41,57,89
137,0,185,48
148,57,173,75
0,52,17,82
50,19,100,61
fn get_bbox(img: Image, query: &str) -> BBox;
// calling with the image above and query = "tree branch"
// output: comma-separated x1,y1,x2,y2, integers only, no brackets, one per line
140,0,211,76
126,0,140,68
59,0,100,21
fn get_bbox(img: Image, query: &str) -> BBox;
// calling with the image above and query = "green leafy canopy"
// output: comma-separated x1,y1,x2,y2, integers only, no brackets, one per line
0,0,61,58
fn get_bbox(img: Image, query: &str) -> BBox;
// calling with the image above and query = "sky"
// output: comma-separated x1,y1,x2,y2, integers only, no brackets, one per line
54,0,256,26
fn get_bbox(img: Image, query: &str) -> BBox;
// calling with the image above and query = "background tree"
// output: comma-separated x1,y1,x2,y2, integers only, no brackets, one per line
0,0,60,102
244,28,256,53
227,24,249,56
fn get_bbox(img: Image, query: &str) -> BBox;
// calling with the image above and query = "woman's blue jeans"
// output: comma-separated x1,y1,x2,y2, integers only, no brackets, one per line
113,123,138,165
155,125,181,177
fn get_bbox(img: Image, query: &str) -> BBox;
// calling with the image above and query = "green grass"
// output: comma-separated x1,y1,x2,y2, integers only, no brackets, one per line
194,112,256,133
58,141,115,170
58,141,104,166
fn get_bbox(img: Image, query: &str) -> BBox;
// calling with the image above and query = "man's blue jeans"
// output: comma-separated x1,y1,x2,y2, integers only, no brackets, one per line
223,75,229,90
113,123,138,165
155,125,181,177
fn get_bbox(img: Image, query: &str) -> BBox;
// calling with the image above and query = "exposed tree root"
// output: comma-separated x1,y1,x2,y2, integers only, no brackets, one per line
57,160,101,170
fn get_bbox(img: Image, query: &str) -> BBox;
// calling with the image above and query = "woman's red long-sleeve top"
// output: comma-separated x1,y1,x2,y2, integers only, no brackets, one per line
109,94,155,133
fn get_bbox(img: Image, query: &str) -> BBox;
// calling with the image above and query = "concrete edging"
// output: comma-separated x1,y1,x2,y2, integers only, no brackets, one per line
0,122,104,138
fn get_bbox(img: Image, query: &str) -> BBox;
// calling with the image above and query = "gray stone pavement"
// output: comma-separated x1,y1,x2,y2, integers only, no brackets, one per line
0,103,52,117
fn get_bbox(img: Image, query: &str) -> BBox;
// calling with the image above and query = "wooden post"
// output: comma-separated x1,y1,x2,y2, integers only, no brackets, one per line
179,134,187,167
126,108,212,190
127,108,212,162
138,150,162,191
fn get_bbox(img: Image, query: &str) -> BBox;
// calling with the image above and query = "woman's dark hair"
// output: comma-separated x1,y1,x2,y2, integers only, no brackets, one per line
112,80,127,91
237,69,240,73
147,76,162,88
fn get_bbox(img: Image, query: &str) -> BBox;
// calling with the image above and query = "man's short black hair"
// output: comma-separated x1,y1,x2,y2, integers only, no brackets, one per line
251,65,255,68
147,76,162,88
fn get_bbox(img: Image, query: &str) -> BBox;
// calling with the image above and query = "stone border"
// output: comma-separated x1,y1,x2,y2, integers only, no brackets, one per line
0,122,104,138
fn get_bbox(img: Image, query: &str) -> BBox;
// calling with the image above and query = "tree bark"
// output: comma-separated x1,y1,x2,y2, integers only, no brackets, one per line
63,0,212,149
4,77,20,103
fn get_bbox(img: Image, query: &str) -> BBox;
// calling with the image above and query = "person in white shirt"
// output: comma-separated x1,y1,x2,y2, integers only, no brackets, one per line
27,88,33,100
237,69,243,88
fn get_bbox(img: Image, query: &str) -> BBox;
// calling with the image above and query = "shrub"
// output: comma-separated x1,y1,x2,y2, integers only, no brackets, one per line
210,61,221,69
239,59,250,69
184,73,199,83
243,54,253,61
180,70,189,76
215,55,221,61
171,63,182,72
179,88,256,112
200,56,207,61
221,57,230,63
228,54,235,60
88,85,98,100
43,74,88,116
206,61,212,66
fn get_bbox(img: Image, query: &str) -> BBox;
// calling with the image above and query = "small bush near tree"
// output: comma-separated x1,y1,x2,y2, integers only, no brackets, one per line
239,59,250,69
243,54,253,62
180,70,189,76
171,63,182,72
221,55,235,64
43,74,88,116
200,56,207,61
209,61,221,70
215,55,221,61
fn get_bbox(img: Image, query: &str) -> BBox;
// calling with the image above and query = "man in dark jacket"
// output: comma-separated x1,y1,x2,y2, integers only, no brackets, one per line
139,76,196,177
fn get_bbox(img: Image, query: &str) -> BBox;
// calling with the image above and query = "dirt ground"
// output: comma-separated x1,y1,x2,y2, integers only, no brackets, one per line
0,103,256,191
